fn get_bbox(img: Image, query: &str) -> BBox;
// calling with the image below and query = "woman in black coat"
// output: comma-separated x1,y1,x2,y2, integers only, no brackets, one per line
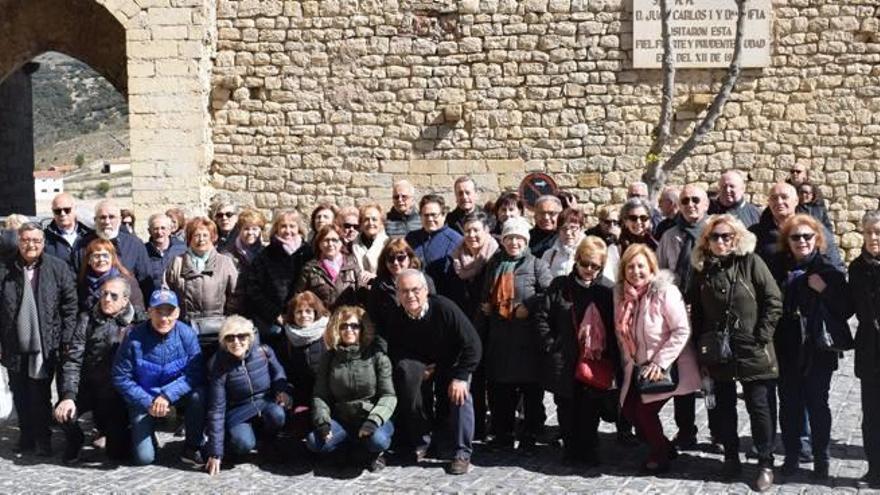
535,236,616,465
771,214,849,480
366,238,435,336
850,210,880,488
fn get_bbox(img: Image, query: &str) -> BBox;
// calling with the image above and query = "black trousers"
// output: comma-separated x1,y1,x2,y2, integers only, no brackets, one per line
8,361,53,448
489,382,543,443
713,379,775,467
862,378,880,473
470,363,488,439
554,386,617,460
59,379,131,460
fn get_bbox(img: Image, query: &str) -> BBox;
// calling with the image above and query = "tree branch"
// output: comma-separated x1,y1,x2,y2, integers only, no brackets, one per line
641,0,675,196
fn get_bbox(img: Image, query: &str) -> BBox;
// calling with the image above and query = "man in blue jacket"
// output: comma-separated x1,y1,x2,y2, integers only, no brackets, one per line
112,289,206,466
143,213,186,297
405,194,462,299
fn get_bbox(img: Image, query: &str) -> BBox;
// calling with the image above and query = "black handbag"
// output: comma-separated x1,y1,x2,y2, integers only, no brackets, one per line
805,299,854,352
634,361,679,395
697,270,738,365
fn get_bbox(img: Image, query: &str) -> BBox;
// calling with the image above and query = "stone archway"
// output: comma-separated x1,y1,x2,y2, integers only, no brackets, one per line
0,0,214,224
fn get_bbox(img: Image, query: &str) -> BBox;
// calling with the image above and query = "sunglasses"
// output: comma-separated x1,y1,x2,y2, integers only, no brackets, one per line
681,196,701,206
339,322,362,332
342,223,359,230
100,290,123,301
215,211,236,219
790,169,805,175
577,261,602,271
601,219,620,227
709,232,734,242
223,333,251,343
52,207,72,215
626,215,650,223
388,253,409,264
789,233,815,242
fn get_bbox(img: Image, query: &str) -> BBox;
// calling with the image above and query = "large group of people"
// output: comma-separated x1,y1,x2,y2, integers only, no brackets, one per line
0,166,876,491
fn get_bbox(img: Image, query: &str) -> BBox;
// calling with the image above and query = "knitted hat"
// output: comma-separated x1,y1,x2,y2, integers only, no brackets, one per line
501,217,531,243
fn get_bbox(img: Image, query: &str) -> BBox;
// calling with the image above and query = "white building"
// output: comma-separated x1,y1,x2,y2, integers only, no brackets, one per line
34,170,63,201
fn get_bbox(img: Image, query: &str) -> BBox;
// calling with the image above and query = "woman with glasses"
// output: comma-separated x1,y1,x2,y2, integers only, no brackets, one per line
220,209,266,272
120,209,136,235
535,236,617,465
771,214,849,480
296,225,364,309
306,306,396,472
205,315,291,475
336,206,361,254
542,208,586,278
619,197,658,252
350,202,389,280
689,215,782,490
78,239,144,312
366,238,435,335
210,202,239,251
795,181,833,234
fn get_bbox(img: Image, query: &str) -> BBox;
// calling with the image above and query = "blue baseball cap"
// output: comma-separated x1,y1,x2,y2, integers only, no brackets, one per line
149,289,179,309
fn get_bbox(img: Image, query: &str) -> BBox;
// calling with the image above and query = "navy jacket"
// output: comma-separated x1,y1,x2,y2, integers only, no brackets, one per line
709,198,761,228
43,220,93,268
405,226,462,298
144,237,187,297
749,208,844,273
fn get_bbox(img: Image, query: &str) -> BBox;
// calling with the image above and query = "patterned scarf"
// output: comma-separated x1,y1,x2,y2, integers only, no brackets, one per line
490,252,522,320
452,235,499,281
615,281,649,360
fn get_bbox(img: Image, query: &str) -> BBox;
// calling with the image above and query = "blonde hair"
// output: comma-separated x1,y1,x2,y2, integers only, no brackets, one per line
575,235,608,265
269,209,307,238
616,243,659,287
324,305,375,351
218,315,255,351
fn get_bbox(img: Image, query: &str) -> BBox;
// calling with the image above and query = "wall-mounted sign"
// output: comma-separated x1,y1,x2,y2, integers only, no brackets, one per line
518,173,558,209
633,0,772,69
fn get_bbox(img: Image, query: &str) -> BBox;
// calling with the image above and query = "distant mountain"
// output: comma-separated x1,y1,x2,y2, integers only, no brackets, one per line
31,52,129,169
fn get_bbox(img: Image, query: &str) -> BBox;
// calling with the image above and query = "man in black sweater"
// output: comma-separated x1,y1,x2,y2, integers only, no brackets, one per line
383,269,482,475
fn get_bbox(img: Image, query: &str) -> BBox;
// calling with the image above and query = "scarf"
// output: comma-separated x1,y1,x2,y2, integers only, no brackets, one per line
284,316,328,348
452,235,499,281
234,236,262,265
673,215,706,294
544,234,583,278
16,261,46,379
275,235,303,256
86,267,120,298
615,281,650,360
490,252,523,320
861,248,880,267
578,302,606,361
320,255,343,282
187,248,211,273
619,229,658,253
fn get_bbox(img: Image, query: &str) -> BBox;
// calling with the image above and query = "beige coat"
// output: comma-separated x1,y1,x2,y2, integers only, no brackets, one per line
164,250,240,320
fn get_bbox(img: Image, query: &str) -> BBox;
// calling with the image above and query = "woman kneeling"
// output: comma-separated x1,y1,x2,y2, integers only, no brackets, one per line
306,306,396,472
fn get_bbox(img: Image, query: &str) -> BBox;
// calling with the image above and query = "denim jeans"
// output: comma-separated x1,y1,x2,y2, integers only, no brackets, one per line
306,419,395,454
779,364,833,464
128,387,206,465
227,402,286,456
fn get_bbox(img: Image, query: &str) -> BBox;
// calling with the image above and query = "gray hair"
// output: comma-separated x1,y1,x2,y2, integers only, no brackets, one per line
534,195,563,210
619,197,653,220
102,277,132,298
395,268,428,290
210,200,239,218
863,210,880,230
659,186,681,204
218,315,255,346
17,222,43,237
393,179,415,194
147,213,172,227
454,176,475,189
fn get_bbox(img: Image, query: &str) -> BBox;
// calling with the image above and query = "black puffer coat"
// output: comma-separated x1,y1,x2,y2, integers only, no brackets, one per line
849,250,880,381
244,238,312,326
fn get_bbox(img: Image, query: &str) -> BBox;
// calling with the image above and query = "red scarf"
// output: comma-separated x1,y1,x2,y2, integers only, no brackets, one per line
578,303,606,361
615,281,649,360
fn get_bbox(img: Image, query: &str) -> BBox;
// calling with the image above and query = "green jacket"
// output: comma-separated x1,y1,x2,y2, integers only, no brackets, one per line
690,248,783,382
312,338,396,429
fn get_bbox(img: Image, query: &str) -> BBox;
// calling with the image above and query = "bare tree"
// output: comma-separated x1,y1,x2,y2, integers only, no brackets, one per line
641,0,748,195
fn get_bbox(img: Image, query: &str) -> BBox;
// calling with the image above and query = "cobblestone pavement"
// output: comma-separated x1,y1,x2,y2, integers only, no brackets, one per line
0,355,873,494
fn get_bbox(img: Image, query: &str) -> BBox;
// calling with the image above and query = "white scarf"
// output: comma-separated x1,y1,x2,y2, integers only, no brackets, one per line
284,316,328,347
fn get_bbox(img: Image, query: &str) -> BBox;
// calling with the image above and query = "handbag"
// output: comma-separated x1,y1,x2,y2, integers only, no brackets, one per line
189,315,225,338
571,300,614,390
805,298,854,352
696,269,738,366
634,361,679,395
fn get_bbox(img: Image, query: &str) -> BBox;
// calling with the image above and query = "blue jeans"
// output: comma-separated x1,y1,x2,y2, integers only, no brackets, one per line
306,419,394,454
779,364,832,464
128,388,206,466
227,402,286,456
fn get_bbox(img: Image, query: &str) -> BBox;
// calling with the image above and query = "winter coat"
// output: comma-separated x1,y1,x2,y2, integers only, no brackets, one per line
111,320,205,412
206,345,290,458
615,270,701,405
0,254,78,372
219,239,263,273
367,273,436,336
74,230,152,296
541,238,581,279
529,228,557,259
60,304,148,401
164,250,240,322
278,337,326,407
446,205,495,235
78,271,145,313
312,338,396,430
350,231,389,274
481,252,553,384
385,208,421,238
144,237,187,298
750,208,845,273
850,250,880,381
797,200,833,234
535,272,617,398
244,238,312,327
771,250,849,375
689,233,783,382
709,199,761,228
43,220,93,268
295,254,364,309
405,225,463,298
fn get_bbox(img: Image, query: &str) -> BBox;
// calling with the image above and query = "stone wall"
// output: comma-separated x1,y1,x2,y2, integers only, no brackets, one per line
210,0,880,259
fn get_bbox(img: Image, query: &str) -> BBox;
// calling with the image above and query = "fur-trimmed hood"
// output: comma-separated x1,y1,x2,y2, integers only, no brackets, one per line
691,230,757,272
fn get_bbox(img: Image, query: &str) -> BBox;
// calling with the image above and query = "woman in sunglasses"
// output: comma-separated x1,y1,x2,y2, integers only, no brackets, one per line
689,214,782,490
205,315,291,475
335,206,361,254
771,214,849,480
366,238,435,335
535,236,617,466
220,208,266,272
306,306,396,472
78,239,144,312
795,181,833,234
619,197,658,253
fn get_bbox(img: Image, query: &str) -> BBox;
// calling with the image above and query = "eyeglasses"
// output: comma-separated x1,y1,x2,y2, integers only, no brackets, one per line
422,212,442,219
626,215,650,223
342,223,359,230
789,233,815,242
562,224,582,233
393,194,411,200
100,290,123,301
339,322,362,332
601,219,620,227
214,211,236,219
798,189,813,196
90,252,112,261
680,196,701,206
223,333,251,343
388,253,409,264
20,238,43,245
577,261,602,271
322,237,342,244
537,210,561,218
52,207,72,215
709,232,734,243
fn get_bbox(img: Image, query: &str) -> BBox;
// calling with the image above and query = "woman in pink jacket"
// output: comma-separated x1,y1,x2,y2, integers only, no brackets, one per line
614,243,701,473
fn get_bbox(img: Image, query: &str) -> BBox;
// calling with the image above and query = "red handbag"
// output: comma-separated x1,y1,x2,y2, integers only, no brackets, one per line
572,301,614,390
